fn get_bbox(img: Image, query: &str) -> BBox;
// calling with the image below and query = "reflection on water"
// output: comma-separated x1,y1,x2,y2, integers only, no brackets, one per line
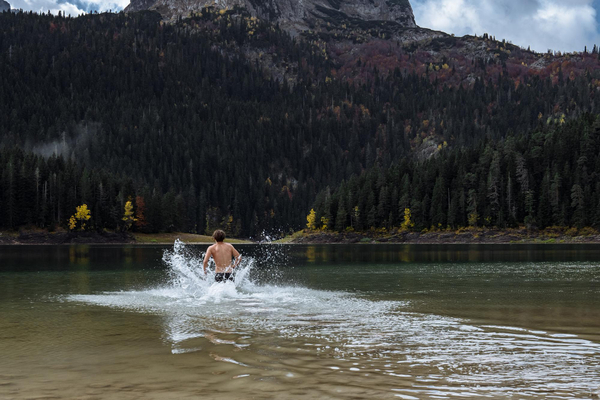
301,243,600,264
69,245,91,266
1,242,600,399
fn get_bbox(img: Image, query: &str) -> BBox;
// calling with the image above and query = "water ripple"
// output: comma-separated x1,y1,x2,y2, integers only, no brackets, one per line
66,240,600,398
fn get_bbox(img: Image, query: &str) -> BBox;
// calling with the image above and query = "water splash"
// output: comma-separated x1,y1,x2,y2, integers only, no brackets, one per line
162,239,255,298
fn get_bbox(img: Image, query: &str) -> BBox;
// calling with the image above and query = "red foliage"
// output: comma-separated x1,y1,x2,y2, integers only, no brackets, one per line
325,36,600,89
134,196,148,229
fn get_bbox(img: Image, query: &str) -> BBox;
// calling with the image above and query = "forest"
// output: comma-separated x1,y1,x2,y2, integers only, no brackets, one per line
310,114,600,232
2,9,600,237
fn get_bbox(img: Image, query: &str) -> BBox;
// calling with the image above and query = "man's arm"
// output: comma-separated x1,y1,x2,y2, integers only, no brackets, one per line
203,246,213,275
231,245,241,269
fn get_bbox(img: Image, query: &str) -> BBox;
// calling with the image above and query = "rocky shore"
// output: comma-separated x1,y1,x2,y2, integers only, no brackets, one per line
0,231,134,245
290,228,600,244
3,228,600,245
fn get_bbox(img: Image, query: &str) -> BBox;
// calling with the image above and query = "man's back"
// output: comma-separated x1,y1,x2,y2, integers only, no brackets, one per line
208,242,239,273
203,230,242,280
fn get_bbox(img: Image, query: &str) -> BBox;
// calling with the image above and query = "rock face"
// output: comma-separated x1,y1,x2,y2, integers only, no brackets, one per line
0,1,10,12
125,0,417,33
125,0,155,12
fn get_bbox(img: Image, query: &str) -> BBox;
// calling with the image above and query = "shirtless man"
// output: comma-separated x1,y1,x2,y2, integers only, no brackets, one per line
203,230,242,282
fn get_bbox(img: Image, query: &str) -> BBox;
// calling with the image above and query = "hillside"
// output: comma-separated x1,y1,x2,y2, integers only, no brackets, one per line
124,0,600,88
1,7,600,238
309,114,600,233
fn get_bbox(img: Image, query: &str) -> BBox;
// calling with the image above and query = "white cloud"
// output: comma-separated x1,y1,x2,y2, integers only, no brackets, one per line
83,0,129,12
10,0,86,15
412,0,600,52
8,0,129,16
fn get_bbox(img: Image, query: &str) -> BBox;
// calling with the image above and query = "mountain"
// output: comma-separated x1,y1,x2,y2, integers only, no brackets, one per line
0,1,10,12
125,0,419,36
2,9,600,237
123,0,600,89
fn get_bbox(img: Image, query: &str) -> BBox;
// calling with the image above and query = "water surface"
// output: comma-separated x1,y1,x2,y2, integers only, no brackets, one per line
1,243,599,399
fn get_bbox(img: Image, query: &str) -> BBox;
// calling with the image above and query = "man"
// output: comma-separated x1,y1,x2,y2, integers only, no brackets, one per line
203,229,242,282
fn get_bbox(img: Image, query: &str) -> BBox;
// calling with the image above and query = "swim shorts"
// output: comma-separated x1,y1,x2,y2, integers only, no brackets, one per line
215,273,233,283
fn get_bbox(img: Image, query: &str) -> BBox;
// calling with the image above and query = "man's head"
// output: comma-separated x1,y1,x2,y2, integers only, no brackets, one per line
212,229,226,242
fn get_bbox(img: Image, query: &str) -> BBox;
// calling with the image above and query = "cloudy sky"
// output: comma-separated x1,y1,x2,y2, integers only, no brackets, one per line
412,0,600,52
7,0,129,16
6,0,600,53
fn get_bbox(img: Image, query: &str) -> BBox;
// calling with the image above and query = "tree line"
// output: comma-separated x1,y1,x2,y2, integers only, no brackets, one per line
2,10,600,236
310,114,600,232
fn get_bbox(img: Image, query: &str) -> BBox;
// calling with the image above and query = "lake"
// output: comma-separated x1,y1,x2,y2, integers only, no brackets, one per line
1,242,599,399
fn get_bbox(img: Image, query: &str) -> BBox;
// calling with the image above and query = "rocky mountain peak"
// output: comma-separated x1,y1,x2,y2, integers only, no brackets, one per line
125,0,417,34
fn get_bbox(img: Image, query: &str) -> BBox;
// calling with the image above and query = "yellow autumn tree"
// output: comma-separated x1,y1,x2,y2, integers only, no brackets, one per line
306,209,317,230
400,208,414,231
69,204,91,231
68,215,77,230
320,216,329,231
468,211,479,227
122,200,137,231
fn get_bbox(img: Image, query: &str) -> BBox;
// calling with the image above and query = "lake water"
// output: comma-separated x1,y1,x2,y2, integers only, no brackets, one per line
1,242,599,399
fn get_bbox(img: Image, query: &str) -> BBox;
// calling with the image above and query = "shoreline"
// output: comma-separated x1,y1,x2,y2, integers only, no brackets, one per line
3,228,600,245
280,227,600,245
0,231,252,245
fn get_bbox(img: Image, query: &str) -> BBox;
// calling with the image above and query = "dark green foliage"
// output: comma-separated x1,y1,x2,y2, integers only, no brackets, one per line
2,11,600,236
0,147,134,230
314,115,600,231
0,10,331,235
